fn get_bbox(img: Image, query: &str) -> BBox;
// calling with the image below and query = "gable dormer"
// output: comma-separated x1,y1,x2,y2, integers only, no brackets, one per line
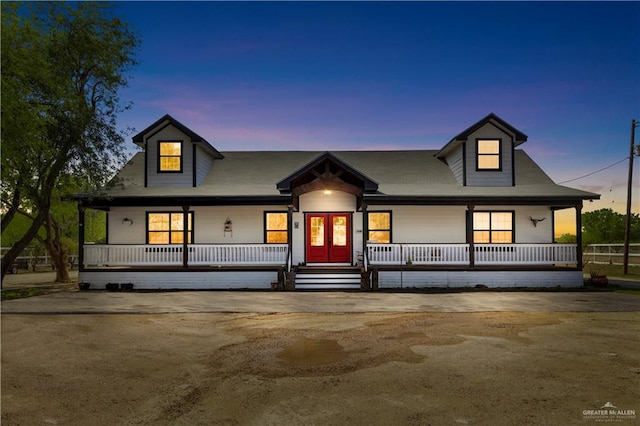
436,113,527,187
132,115,223,188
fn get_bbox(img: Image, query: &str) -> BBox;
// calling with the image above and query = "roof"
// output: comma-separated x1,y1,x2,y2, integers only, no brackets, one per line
436,113,528,158
276,151,379,193
131,114,224,159
79,149,599,207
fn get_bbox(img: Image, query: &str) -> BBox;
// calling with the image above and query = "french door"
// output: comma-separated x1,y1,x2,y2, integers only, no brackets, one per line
305,213,351,263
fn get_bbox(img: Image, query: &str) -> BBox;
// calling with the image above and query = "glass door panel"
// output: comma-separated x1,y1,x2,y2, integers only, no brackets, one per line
310,217,325,246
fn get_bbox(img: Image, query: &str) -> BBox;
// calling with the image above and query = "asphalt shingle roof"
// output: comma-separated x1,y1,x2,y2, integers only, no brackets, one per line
101,149,598,201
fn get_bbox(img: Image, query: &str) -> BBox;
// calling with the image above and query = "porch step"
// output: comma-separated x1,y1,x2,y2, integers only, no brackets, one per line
294,267,362,290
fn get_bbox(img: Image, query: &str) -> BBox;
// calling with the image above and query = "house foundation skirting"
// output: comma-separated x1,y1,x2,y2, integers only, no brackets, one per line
79,268,283,290
79,266,583,290
373,269,584,288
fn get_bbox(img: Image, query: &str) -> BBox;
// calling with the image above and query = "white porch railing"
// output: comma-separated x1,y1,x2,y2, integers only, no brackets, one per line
83,244,288,267
367,244,470,265
84,244,183,266
189,244,288,265
367,243,577,266
474,244,576,265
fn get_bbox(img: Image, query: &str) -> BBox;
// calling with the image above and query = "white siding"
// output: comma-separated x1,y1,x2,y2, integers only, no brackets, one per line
444,146,464,185
107,205,555,246
465,123,514,187
368,205,467,243
474,205,553,243
195,144,214,186
80,270,276,290
378,270,583,288
109,207,149,244
108,205,290,244
195,205,287,243
299,190,356,212
145,125,194,187
515,206,553,242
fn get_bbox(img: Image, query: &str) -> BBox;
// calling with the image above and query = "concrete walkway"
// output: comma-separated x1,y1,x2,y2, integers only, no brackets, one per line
2,290,639,314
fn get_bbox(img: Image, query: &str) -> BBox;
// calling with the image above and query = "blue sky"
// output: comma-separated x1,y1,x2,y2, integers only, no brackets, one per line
114,1,639,220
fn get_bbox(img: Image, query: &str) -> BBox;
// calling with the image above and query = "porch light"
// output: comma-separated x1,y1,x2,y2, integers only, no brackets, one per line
323,189,332,195
121,218,133,226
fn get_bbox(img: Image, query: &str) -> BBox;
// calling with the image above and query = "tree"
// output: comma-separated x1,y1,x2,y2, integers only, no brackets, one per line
1,2,139,283
582,208,640,246
556,233,577,244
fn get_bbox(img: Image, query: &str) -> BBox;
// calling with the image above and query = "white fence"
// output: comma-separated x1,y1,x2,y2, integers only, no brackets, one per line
584,243,640,266
1,247,78,271
367,243,577,266
83,244,288,267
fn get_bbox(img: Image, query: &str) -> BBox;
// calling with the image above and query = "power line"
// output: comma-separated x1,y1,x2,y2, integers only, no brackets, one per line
557,157,630,184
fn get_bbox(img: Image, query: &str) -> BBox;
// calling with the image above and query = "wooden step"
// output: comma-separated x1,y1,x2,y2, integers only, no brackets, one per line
294,267,362,290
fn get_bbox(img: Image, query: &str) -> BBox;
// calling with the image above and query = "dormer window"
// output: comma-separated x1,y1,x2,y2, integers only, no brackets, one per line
158,141,183,172
476,139,501,170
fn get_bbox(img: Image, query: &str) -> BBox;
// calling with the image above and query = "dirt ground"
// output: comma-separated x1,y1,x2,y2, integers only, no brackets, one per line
2,311,639,425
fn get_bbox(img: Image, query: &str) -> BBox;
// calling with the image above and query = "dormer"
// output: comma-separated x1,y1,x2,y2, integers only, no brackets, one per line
436,113,528,187
132,114,223,188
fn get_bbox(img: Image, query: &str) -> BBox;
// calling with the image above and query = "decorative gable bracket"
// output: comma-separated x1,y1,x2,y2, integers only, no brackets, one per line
276,152,379,198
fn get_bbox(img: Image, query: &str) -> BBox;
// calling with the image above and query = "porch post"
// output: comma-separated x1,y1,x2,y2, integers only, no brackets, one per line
467,204,475,267
362,201,368,268
575,203,583,270
287,205,294,271
182,205,189,268
78,204,85,270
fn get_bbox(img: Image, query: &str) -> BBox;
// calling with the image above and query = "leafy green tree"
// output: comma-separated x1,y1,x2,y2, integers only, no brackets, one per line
556,233,577,244
1,2,139,283
582,208,640,246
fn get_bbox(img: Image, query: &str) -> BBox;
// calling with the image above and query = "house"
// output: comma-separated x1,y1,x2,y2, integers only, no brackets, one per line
73,113,599,290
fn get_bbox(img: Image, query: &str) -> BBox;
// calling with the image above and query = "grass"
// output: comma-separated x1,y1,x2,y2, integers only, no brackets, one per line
583,263,640,278
613,289,640,296
1,287,49,301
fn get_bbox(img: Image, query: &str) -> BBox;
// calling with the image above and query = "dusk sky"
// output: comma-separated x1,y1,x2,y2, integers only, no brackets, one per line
113,1,640,232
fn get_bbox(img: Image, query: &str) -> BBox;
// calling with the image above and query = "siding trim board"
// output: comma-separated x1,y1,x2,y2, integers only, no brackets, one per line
77,195,589,209
144,141,148,187
462,142,467,186
192,144,197,187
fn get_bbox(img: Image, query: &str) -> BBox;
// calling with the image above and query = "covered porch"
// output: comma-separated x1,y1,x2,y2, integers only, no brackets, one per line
81,242,578,269
366,243,578,267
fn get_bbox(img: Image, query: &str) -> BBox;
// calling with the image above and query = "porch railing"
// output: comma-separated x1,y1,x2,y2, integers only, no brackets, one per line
367,243,577,266
84,244,183,266
83,244,288,267
367,244,470,265
189,244,288,265
474,244,576,265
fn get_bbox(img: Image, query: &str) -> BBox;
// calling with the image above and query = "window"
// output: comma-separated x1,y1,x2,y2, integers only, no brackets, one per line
158,141,183,172
368,211,391,243
473,211,513,243
147,212,193,244
476,139,501,170
265,212,287,243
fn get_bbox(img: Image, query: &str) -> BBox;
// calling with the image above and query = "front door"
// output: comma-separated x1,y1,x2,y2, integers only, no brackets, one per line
306,213,351,264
